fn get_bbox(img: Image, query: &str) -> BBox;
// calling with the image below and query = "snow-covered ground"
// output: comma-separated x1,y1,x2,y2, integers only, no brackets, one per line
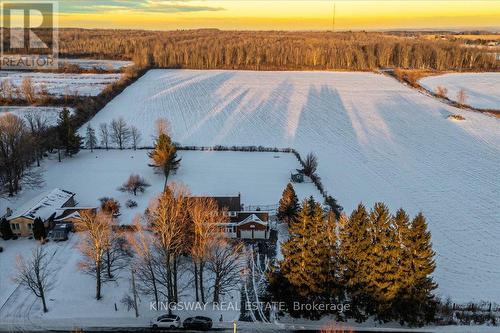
83,69,500,304
0,106,73,126
0,71,121,97
0,150,320,227
420,73,500,109
59,58,133,71
0,149,319,329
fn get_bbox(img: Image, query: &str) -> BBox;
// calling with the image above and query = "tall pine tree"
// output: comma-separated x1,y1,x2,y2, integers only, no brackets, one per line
57,108,82,156
32,217,46,241
277,183,300,224
0,217,14,240
394,212,437,326
338,203,373,321
365,202,400,321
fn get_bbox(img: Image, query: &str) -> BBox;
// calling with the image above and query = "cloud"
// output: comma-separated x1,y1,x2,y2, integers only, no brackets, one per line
58,0,225,14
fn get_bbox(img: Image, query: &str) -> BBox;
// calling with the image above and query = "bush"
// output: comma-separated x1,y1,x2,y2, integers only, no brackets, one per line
126,199,138,208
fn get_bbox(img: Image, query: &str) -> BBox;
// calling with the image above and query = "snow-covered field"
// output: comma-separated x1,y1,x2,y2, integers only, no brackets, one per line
83,69,500,304
0,106,73,126
0,71,121,97
0,150,320,227
420,73,500,109
59,58,133,71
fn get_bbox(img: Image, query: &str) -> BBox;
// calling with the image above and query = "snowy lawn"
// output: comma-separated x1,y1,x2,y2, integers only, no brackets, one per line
0,106,73,126
83,69,500,304
0,71,121,97
420,73,500,109
0,150,320,227
59,59,133,71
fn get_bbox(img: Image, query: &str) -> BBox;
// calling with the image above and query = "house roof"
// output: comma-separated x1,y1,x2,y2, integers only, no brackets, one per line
9,189,75,221
190,194,241,212
237,214,268,227
230,211,269,223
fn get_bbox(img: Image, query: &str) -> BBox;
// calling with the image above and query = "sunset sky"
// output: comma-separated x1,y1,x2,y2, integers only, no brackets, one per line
8,0,500,31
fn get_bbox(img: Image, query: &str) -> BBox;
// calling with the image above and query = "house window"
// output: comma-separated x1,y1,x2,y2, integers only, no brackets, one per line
28,223,33,230
229,211,237,217
225,226,234,233
11,223,20,231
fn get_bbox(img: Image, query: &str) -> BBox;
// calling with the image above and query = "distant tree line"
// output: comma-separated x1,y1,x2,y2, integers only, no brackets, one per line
51,29,498,71
269,184,437,326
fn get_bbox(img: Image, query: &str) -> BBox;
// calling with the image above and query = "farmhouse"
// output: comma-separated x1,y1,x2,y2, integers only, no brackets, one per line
6,188,76,237
195,194,271,240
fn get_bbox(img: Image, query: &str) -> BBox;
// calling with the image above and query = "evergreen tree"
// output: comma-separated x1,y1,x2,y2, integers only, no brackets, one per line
57,108,82,156
85,124,97,152
365,203,401,321
148,131,181,190
338,203,372,321
280,197,334,318
277,183,300,224
0,217,14,240
394,213,437,326
324,211,343,308
32,217,46,241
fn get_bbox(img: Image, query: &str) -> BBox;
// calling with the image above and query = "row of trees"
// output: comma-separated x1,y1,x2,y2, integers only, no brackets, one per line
54,29,498,71
269,185,437,326
85,118,142,151
75,184,245,308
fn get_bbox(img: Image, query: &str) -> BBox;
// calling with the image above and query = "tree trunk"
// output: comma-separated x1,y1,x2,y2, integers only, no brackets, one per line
150,263,159,311
96,261,102,300
194,262,199,302
200,260,205,303
106,249,112,279
173,257,178,303
213,275,220,304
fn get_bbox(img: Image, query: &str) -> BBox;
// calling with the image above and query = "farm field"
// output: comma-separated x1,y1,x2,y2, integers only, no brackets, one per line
0,71,121,97
420,72,500,109
83,69,500,304
0,106,73,126
59,58,133,71
0,150,320,228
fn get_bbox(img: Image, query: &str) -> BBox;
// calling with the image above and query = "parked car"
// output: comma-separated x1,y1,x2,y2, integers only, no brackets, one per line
183,316,213,330
150,314,181,329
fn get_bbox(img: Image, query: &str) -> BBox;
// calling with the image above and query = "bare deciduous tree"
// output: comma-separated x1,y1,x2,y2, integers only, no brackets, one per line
435,86,448,98
24,110,48,167
111,118,130,150
74,210,114,300
99,123,110,150
130,126,141,150
207,239,245,303
21,77,37,104
147,183,191,304
0,113,42,197
189,197,228,303
119,174,150,196
14,246,55,312
128,216,161,310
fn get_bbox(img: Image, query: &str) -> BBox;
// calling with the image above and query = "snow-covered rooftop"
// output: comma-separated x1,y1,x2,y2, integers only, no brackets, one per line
10,188,75,221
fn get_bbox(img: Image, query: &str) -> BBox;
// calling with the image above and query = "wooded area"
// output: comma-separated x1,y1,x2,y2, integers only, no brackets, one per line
56,29,497,71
